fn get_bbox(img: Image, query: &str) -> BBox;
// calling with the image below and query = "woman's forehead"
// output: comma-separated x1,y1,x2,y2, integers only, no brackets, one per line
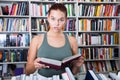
49,10,66,17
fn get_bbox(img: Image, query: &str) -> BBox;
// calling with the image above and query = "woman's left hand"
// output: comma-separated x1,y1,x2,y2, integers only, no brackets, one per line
71,56,84,74
71,56,84,67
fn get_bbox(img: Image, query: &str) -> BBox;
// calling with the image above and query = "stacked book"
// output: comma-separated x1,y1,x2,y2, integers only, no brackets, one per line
11,67,76,80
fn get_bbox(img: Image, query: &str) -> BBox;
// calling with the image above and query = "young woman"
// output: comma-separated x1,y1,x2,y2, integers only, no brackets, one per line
25,3,84,77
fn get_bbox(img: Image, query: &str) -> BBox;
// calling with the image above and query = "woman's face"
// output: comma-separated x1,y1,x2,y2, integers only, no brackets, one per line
47,9,67,32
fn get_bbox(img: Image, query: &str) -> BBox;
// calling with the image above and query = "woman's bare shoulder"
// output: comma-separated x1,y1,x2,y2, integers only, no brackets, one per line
31,34,44,49
32,34,44,42
67,35,77,43
67,35,78,55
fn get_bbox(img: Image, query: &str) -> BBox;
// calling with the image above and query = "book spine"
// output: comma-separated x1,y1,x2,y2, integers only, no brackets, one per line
65,67,75,80
61,72,70,80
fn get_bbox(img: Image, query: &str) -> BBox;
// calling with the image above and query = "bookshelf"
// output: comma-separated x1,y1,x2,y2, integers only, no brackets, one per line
77,0,120,75
0,0,120,79
0,0,30,79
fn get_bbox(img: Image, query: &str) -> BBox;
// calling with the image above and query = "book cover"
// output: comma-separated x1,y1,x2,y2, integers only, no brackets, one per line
40,54,81,70
65,67,75,80
85,70,99,80
61,72,70,80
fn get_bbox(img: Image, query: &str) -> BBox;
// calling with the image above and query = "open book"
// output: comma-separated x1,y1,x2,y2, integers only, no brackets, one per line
40,54,81,70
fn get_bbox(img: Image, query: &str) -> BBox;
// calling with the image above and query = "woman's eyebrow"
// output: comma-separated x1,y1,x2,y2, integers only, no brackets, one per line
51,16,54,17
51,16,65,20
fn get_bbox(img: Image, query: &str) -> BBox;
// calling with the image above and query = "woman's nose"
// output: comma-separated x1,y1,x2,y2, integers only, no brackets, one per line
55,20,60,26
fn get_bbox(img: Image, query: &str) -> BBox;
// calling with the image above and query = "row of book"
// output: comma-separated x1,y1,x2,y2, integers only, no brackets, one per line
0,33,118,47
0,64,25,77
31,3,52,16
0,1,119,16
78,33,119,45
35,0,119,2
85,70,120,80
31,3,75,16
78,48,119,60
31,0,54,1
108,71,120,80
0,18,119,32
78,0,119,2
0,2,29,15
78,19,120,31
59,0,75,1
10,68,120,80
0,18,29,32
78,4,120,16
65,19,76,31
0,34,30,47
0,49,28,62
31,19,48,31
85,70,109,80
11,67,76,80
80,60,119,73
65,4,75,17
31,19,76,31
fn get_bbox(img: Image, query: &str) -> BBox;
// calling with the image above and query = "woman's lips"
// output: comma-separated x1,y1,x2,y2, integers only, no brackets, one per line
53,27,59,30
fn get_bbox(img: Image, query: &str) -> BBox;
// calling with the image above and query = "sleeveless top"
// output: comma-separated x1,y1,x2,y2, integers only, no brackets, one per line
37,33,73,77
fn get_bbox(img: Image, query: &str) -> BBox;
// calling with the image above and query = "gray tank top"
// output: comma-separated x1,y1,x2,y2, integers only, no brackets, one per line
37,32,73,77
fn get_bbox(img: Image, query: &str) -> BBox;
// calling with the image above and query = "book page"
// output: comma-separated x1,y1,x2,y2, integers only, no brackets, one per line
62,54,81,63
40,58,61,66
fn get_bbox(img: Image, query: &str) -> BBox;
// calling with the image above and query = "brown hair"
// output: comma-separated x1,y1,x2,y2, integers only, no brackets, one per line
48,3,67,17
47,3,67,31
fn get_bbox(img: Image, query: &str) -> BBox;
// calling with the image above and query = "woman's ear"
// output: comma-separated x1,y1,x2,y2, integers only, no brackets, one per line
46,18,50,31
62,26,65,31
47,16,49,22
47,16,50,25
62,18,67,31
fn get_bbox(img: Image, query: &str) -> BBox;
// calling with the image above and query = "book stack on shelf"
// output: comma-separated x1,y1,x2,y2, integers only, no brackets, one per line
0,0,120,79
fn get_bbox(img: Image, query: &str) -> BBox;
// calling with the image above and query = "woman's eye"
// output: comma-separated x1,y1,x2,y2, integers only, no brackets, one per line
51,18,55,20
59,19,64,21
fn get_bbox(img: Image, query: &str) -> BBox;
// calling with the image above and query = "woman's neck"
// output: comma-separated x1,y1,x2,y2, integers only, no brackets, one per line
47,31,63,37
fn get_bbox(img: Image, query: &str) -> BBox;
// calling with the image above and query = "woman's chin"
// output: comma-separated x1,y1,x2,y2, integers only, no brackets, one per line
53,30,61,33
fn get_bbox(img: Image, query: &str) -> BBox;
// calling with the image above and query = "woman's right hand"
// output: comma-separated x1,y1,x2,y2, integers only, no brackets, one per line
34,58,49,69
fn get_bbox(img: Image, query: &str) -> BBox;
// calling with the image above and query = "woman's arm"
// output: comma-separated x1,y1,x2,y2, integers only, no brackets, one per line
25,36,39,75
71,56,84,75
68,36,84,75
25,35,49,75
